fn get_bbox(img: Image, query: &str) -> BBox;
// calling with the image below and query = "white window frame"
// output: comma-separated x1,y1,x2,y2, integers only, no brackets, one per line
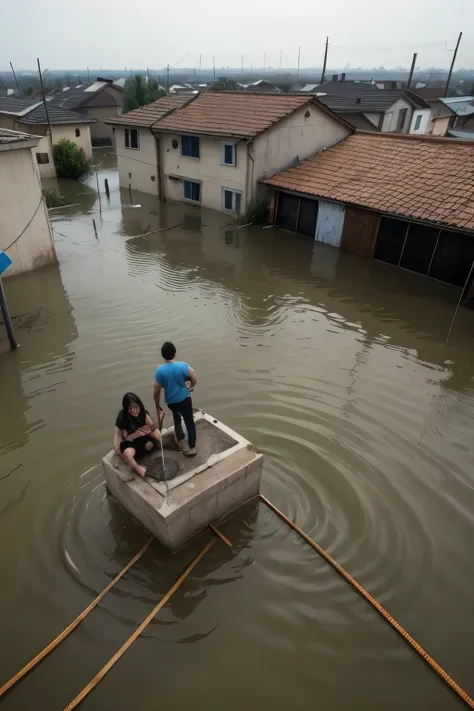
124,128,140,150
221,141,236,166
183,179,201,203
221,187,241,213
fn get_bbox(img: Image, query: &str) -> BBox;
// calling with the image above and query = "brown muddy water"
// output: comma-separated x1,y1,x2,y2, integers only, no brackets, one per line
1,151,473,710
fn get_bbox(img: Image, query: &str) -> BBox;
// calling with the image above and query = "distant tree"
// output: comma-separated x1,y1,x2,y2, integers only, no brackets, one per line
123,75,165,113
211,78,240,92
53,139,92,180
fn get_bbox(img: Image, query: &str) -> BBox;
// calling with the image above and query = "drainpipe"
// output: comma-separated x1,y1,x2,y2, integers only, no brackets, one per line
246,140,255,212
154,131,163,200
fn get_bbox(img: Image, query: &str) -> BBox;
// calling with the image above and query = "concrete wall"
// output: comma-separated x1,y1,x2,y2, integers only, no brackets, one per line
0,145,56,276
86,106,118,140
115,126,159,194
51,123,93,159
382,98,413,133
362,113,381,128
409,109,432,135
160,133,248,212
252,104,350,201
431,116,451,136
315,200,345,247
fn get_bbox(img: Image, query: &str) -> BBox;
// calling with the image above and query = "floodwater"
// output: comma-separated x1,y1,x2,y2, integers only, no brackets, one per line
1,151,473,711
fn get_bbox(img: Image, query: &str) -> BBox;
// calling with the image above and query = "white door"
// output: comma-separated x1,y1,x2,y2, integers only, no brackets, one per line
315,200,345,248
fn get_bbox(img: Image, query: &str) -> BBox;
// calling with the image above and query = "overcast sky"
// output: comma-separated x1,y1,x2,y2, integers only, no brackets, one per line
2,0,473,71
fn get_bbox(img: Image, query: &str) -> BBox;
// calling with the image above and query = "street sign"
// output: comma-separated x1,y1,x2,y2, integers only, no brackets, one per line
0,251,12,276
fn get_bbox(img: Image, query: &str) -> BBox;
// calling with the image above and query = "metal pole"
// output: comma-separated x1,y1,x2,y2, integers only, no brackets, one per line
321,37,329,84
407,52,417,89
37,58,52,139
444,32,462,97
9,62,19,91
297,46,301,81
0,278,17,350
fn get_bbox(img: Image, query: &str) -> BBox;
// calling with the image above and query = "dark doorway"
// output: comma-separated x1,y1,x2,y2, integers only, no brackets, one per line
297,198,318,238
399,223,438,275
276,193,300,232
374,217,408,265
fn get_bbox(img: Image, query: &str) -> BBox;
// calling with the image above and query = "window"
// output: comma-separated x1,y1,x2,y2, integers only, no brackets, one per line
181,135,200,158
36,152,49,164
221,142,236,166
75,128,81,137
183,180,201,203
414,115,422,131
222,188,241,213
396,108,408,132
124,128,139,149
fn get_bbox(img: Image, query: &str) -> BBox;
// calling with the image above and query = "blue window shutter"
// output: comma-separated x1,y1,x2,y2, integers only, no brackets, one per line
181,135,190,156
192,182,200,202
225,144,234,165
183,180,191,199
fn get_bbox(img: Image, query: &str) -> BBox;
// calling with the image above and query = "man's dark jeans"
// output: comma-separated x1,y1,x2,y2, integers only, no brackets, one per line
168,397,196,448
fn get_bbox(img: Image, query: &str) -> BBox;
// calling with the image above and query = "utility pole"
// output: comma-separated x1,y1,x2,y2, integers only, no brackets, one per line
296,46,301,81
87,66,90,80
9,62,19,92
0,278,17,350
166,64,170,93
444,32,462,97
37,58,52,138
321,37,329,84
407,52,417,89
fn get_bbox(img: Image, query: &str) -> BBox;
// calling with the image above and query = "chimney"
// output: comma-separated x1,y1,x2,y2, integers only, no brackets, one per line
340,73,346,81
332,74,338,82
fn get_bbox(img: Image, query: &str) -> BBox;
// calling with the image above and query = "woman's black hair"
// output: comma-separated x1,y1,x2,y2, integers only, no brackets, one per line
122,392,145,412
121,392,146,429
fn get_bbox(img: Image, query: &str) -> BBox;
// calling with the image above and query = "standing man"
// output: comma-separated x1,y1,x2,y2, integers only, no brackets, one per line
154,341,198,456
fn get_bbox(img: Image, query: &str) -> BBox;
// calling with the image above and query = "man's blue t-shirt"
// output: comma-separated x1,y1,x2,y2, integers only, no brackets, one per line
155,361,190,404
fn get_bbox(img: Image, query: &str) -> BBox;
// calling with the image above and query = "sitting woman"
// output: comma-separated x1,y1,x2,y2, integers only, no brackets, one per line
114,392,163,478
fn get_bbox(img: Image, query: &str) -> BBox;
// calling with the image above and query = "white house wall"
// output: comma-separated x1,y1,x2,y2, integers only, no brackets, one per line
315,200,345,247
252,104,350,196
115,126,159,195
409,109,432,135
0,146,56,276
431,116,451,136
160,134,248,212
382,98,413,133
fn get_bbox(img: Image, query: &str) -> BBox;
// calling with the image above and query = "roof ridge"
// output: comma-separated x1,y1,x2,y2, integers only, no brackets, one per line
355,130,474,146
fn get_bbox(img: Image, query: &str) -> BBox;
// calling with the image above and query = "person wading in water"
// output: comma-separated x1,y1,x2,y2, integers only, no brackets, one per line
114,392,162,478
153,342,198,456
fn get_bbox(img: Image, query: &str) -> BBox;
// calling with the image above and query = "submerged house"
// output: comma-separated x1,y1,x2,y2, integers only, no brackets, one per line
49,79,124,145
263,132,474,294
107,92,352,214
0,98,93,178
317,90,431,134
0,128,56,276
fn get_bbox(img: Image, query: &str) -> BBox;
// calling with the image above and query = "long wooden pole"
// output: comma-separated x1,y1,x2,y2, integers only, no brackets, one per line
321,37,329,84
444,32,462,97
0,538,152,698
9,62,19,91
259,494,474,709
407,52,417,89
63,540,214,710
37,58,52,139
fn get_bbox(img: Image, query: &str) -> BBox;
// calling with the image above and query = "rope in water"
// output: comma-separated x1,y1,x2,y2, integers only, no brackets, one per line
63,538,216,710
0,538,153,699
259,494,474,709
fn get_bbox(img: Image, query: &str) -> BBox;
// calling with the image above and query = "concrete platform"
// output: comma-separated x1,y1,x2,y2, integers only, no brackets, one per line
103,410,263,550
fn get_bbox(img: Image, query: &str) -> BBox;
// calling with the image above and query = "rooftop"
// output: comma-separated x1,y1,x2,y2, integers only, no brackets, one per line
0,97,93,125
440,96,474,116
49,79,123,109
0,127,37,145
106,95,190,127
264,132,474,232
152,92,347,138
318,89,429,113
305,80,380,94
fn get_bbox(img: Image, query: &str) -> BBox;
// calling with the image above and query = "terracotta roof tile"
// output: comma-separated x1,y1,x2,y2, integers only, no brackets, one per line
264,132,474,232
106,96,190,127
151,92,346,138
